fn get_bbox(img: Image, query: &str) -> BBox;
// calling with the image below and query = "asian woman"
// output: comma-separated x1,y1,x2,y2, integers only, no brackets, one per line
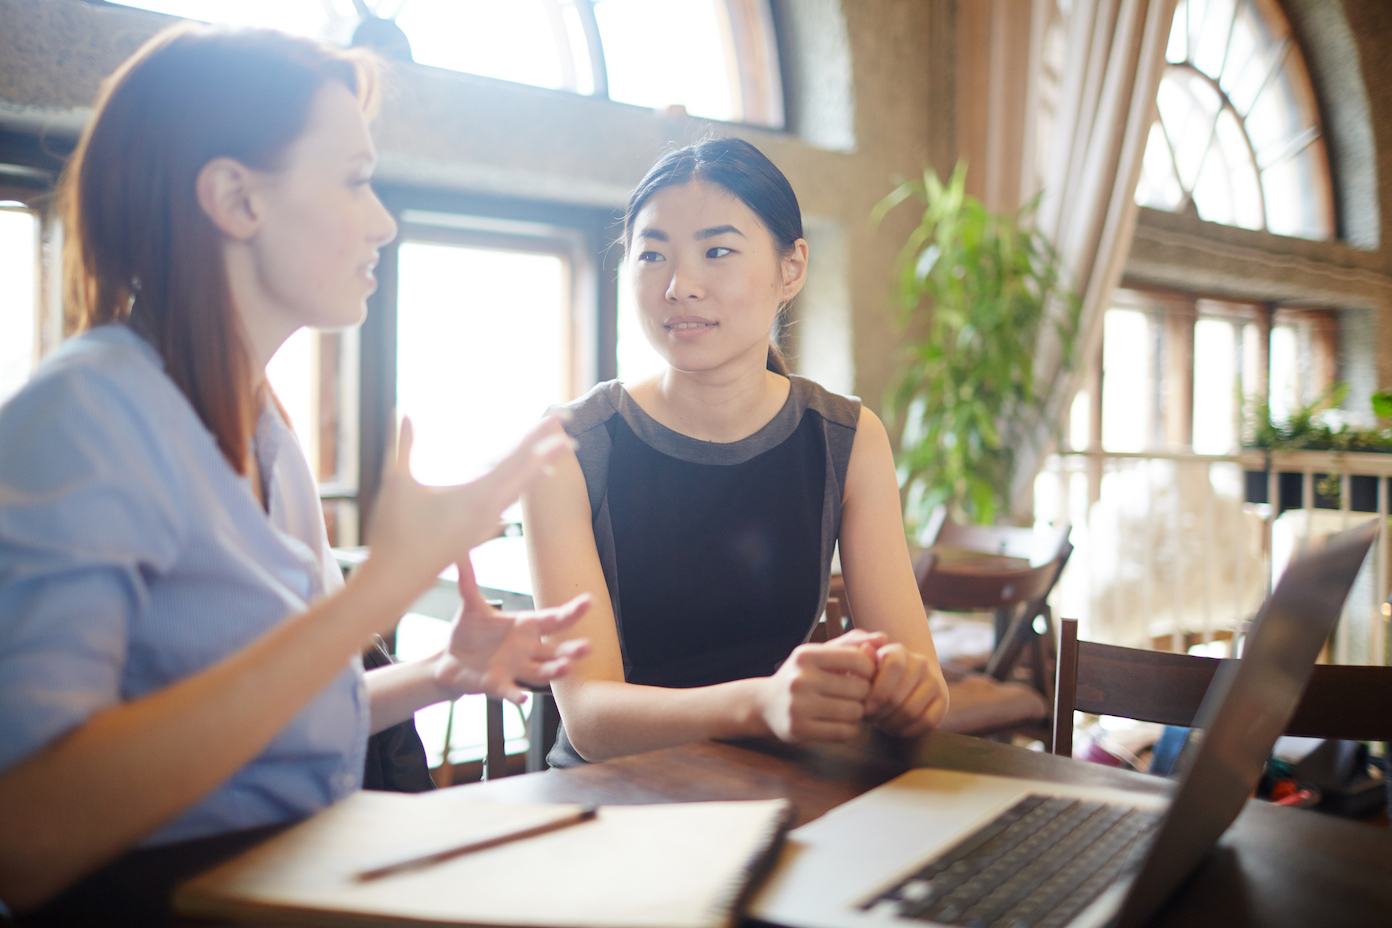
522,138,948,767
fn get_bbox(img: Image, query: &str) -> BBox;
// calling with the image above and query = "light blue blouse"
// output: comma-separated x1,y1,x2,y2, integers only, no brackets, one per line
0,324,368,846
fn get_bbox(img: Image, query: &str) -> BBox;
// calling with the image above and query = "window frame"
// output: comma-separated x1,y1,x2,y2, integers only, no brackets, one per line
1139,0,1335,241
1084,284,1340,456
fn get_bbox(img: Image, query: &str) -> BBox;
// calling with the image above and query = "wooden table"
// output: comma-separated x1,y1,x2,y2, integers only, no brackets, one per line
453,730,1392,928
47,729,1391,926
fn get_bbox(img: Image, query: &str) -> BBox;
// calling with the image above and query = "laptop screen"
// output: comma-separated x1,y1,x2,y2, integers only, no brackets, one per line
1113,519,1378,928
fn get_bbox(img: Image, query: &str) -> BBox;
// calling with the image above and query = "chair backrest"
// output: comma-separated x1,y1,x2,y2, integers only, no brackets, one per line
927,506,1072,567
915,556,1060,612
914,506,1073,612
1052,618,1392,758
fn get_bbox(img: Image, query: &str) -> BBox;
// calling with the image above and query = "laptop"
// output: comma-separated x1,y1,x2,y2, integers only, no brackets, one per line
751,519,1378,928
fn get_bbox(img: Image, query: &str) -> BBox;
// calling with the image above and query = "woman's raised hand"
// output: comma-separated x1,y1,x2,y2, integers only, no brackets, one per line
433,561,591,705
364,415,573,599
755,631,885,743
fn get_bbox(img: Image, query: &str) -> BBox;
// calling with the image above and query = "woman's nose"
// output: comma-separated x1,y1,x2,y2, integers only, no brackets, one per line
664,269,701,302
368,188,398,246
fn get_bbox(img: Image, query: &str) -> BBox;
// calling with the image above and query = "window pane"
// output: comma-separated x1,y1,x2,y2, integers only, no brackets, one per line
398,0,587,91
0,209,37,406
595,0,738,121
396,242,569,489
1192,317,1237,453
1136,121,1184,210
1268,323,1298,423
1245,75,1300,160
1163,71,1222,191
1190,0,1237,79
1194,108,1263,230
1101,309,1151,453
1219,10,1264,112
1263,148,1323,240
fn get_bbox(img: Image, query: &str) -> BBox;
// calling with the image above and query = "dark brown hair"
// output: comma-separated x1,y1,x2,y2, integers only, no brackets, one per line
61,24,379,473
624,138,803,376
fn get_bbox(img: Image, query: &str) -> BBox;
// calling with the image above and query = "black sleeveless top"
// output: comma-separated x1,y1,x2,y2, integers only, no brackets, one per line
547,377,860,766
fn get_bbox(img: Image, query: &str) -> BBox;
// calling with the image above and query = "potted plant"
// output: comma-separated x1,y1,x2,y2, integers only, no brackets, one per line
1243,383,1392,512
874,164,1081,533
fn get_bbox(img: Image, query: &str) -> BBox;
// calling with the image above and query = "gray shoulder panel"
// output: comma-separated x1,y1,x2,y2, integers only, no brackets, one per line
788,374,861,431
549,381,623,520
788,375,860,501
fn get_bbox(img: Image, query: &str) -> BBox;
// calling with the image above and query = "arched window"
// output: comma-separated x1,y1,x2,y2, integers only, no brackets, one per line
110,0,784,128
1134,0,1333,241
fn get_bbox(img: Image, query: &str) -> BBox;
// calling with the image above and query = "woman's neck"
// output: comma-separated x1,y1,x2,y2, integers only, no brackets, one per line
225,241,297,378
629,359,791,444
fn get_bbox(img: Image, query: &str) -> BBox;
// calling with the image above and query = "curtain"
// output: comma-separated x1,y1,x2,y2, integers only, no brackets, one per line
1004,0,1178,518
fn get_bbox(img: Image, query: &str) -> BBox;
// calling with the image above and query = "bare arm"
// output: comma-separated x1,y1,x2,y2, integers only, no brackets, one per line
836,407,949,735
0,417,577,911
521,445,876,763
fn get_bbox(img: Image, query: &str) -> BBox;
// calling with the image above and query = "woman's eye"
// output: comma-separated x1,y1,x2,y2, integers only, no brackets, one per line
706,246,733,259
637,251,664,262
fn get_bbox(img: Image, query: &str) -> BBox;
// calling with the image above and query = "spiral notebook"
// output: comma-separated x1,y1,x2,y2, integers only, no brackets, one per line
175,790,793,928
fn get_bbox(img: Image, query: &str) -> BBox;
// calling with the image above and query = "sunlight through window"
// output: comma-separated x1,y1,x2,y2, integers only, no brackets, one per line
265,327,317,467
595,0,735,121
1101,309,1150,453
110,1,780,126
616,264,668,384
397,0,591,92
0,208,37,406
396,242,570,488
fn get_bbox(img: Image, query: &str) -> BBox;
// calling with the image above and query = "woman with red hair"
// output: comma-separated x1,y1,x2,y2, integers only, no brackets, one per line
0,24,589,917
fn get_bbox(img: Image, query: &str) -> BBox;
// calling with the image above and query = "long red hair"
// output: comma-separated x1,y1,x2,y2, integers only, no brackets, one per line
61,24,379,474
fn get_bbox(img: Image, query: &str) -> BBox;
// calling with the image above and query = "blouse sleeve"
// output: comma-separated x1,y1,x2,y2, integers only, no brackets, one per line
0,361,186,773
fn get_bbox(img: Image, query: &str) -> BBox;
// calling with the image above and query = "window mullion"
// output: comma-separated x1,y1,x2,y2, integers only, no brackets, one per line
573,0,609,99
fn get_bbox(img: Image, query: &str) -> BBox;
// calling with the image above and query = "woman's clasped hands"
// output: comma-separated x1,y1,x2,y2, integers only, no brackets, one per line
756,629,949,744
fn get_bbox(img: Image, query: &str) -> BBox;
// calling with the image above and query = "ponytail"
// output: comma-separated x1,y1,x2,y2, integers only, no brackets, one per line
766,343,789,375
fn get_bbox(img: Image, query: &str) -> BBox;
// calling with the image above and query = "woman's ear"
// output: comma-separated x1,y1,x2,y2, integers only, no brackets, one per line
780,238,809,301
195,157,262,241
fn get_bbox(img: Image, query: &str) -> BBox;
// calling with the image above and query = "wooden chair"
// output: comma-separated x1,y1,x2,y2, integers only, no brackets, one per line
828,511,1073,740
926,564,1055,739
1052,617,1392,758
916,508,1073,704
483,686,559,780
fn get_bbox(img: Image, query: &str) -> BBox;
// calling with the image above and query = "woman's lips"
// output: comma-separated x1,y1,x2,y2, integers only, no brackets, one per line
664,316,717,338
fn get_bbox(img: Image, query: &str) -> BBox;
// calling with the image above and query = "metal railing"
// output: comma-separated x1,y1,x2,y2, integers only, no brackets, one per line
1037,448,1391,666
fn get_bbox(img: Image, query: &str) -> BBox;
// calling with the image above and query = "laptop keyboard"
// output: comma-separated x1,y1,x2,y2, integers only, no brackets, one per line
859,795,1160,928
